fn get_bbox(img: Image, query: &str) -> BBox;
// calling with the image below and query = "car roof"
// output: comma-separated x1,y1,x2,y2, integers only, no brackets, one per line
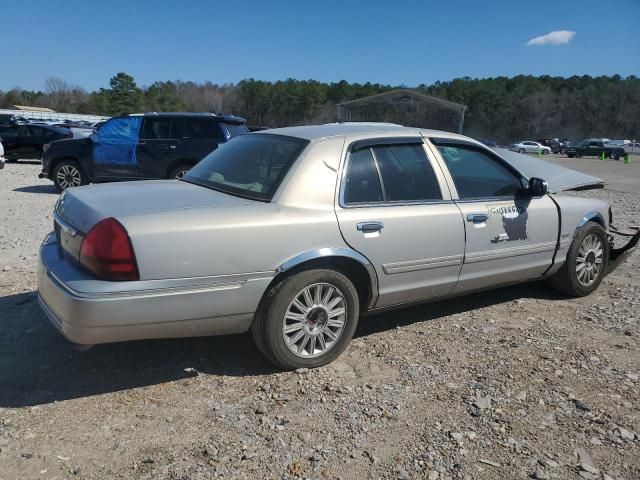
129,112,246,123
255,122,466,142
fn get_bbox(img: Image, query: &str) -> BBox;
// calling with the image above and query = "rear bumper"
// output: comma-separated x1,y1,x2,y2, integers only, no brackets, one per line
37,233,272,345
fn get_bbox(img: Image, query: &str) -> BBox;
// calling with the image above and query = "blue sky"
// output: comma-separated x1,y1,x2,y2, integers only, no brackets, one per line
1,0,638,91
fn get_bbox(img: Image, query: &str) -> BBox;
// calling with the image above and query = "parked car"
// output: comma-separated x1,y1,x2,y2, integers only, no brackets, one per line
38,123,639,369
566,139,626,160
536,138,561,154
623,142,640,155
0,124,72,162
508,141,551,155
479,138,498,148
39,113,249,190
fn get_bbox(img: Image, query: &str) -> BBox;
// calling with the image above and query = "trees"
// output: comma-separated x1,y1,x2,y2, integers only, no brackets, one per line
98,72,143,115
2,73,638,141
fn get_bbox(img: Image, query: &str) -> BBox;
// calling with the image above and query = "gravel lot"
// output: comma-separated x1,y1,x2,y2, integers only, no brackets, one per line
0,156,639,480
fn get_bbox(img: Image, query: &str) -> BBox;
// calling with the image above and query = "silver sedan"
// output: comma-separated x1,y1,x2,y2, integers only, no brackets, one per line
38,123,639,369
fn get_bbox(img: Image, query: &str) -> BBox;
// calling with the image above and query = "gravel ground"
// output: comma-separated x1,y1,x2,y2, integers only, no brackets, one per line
0,156,639,480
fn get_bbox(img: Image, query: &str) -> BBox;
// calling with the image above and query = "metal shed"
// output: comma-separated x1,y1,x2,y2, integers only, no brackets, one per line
336,88,467,134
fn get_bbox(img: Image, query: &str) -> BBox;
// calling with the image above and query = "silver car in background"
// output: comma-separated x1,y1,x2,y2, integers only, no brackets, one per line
38,123,639,369
509,140,551,154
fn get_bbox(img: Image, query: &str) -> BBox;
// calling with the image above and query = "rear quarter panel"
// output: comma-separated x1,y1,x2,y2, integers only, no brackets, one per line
119,137,349,280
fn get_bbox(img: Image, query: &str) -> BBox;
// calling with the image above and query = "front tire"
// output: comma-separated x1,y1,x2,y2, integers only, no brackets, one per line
519,148,525,154
251,269,360,370
550,221,609,297
53,159,87,191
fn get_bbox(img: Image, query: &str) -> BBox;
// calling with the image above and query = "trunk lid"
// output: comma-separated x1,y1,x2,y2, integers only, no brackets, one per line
55,180,256,235
495,148,605,193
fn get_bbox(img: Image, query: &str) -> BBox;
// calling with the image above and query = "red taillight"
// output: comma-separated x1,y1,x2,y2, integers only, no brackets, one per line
79,218,139,281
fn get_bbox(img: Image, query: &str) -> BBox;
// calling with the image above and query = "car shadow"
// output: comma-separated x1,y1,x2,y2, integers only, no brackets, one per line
13,184,59,195
0,282,564,408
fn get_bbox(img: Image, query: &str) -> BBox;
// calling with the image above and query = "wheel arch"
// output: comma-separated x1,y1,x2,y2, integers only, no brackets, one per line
577,211,606,230
265,248,379,311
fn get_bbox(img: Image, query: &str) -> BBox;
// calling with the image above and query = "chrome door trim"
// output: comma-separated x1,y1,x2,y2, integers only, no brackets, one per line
464,241,558,263
383,254,463,275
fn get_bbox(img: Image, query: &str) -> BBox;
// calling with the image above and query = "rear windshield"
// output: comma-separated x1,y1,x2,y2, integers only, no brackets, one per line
224,122,249,138
183,133,309,201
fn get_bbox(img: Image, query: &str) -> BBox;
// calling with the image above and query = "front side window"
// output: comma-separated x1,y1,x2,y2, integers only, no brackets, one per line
436,144,523,199
97,117,142,144
184,134,308,201
343,142,441,205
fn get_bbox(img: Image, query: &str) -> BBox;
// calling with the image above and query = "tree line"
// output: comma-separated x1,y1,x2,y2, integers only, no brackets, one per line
1,73,638,142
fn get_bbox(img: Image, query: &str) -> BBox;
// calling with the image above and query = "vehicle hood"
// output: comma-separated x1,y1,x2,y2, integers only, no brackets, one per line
494,148,605,193
56,180,256,234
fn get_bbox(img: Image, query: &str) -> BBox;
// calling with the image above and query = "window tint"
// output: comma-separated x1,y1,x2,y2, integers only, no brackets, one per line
374,144,441,202
0,126,18,138
29,126,49,136
175,118,225,141
437,145,523,199
343,148,383,204
185,134,308,201
141,118,172,140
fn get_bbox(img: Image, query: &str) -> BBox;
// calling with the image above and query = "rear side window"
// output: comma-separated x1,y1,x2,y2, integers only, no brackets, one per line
141,118,172,140
224,122,249,138
343,142,441,205
374,144,441,202
343,149,383,204
436,144,522,199
175,118,226,141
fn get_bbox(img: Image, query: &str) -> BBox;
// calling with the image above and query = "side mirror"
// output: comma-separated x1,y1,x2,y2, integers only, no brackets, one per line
89,133,99,143
527,177,548,197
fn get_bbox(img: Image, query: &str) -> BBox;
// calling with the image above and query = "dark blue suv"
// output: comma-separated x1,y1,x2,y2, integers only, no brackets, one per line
40,113,248,190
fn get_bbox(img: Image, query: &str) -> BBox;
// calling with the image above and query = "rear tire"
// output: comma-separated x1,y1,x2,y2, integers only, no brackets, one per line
169,163,192,179
549,221,609,297
52,159,87,191
251,269,360,370
519,148,525,154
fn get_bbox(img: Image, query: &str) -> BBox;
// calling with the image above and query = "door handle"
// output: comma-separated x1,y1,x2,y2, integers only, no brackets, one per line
467,213,489,224
357,222,384,233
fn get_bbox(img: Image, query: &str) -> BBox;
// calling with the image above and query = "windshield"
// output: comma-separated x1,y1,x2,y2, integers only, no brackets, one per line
184,133,309,201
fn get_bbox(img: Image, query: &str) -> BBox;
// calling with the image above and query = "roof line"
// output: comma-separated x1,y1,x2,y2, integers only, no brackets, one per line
336,88,466,110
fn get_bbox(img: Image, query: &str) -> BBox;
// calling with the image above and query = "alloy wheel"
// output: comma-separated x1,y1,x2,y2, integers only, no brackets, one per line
56,165,82,189
576,234,604,287
174,169,189,179
282,282,347,358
